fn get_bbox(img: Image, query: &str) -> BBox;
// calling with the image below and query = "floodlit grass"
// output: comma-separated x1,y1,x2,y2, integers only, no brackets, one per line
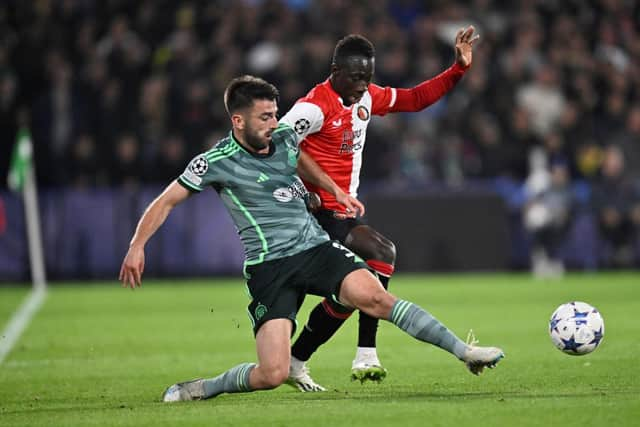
0,286,28,326
1,273,639,426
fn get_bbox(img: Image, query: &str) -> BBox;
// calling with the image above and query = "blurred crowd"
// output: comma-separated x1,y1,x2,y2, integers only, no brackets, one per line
1,0,640,268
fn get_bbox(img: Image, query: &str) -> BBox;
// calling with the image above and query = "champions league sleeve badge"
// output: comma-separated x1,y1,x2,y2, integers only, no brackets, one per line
189,155,209,176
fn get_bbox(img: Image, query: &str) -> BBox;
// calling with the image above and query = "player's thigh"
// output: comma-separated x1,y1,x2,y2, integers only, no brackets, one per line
246,261,305,337
255,318,293,372
344,225,396,263
303,241,367,303
338,269,396,319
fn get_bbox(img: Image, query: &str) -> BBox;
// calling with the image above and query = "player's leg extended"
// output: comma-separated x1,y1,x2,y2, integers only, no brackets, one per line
290,224,395,385
162,318,292,402
288,299,352,391
289,212,359,390
338,269,504,376
344,225,395,382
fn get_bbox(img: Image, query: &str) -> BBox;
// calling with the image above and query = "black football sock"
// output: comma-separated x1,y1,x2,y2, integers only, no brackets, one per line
357,274,390,348
291,299,352,361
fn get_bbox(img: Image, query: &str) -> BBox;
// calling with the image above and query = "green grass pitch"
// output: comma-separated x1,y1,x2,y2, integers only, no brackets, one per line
1,273,639,426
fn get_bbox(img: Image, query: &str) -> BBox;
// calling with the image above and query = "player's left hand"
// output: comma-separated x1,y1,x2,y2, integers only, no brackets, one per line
455,25,479,68
335,191,365,218
119,245,145,289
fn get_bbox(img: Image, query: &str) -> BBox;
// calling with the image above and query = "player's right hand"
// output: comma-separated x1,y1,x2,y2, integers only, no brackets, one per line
335,191,365,218
119,245,145,289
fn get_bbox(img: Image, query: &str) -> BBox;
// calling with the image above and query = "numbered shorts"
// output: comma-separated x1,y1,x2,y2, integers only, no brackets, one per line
245,240,368,336
313,209,367,243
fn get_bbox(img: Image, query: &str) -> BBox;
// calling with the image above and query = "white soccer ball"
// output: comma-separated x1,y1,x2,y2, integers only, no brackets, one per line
549,301,604,355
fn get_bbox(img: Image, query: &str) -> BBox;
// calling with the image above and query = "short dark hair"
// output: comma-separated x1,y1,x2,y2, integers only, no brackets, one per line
332,34,375,66
223,75,279,115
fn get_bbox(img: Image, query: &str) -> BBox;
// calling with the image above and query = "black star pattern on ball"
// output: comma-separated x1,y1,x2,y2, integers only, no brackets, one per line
589,327,604,346
549,314,562,333
561,335,583,353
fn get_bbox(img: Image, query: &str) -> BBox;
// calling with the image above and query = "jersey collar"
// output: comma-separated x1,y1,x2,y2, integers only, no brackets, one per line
229,130,276,158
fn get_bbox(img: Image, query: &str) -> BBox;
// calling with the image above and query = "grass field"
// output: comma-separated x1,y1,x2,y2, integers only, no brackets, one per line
1,273,639,426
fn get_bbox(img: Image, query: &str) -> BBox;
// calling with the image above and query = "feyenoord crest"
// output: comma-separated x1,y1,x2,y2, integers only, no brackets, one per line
189,155,208,176
357,105,369,121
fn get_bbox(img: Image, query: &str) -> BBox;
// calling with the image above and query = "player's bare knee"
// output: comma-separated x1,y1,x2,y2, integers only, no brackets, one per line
259,365,289,388
360,288,393,318
376,238,396,264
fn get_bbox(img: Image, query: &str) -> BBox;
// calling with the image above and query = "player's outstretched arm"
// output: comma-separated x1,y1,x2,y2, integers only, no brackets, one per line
119,181,191,289
297,151,365,217
388,25,479,113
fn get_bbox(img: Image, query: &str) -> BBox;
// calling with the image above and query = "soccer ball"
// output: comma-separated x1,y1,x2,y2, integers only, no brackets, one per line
548,301,604,355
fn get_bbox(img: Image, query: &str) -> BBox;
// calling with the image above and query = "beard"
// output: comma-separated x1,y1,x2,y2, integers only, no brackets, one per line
244,127,271,152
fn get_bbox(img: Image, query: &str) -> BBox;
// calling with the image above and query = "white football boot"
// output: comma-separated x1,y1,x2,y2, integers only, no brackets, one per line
286,358,327,392
162,378,206,402
462,330,505,375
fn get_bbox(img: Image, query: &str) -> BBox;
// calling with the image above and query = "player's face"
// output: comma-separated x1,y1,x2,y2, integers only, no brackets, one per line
331,55,374,106
241,99,279,152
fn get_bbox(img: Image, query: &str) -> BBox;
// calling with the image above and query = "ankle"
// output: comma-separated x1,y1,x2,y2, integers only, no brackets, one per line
290,356,306,373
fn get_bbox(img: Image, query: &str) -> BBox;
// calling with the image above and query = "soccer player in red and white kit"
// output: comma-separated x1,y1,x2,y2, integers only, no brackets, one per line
280,26,479,391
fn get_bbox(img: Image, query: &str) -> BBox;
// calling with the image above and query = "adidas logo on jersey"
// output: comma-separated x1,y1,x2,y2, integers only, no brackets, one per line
257,173,270,183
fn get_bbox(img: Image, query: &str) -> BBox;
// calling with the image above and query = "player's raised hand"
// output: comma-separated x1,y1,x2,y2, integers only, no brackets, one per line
119,245,145,289
455,25,479,68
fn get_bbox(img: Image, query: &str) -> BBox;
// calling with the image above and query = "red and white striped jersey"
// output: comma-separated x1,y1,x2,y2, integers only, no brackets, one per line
280,80,397,212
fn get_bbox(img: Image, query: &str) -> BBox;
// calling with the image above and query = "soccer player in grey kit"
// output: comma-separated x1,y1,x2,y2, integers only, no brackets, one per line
119,75,504,402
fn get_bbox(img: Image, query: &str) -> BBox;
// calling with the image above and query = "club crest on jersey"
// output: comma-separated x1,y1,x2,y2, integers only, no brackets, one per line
273,179,308,203
357,105,370,121
293,118,310,135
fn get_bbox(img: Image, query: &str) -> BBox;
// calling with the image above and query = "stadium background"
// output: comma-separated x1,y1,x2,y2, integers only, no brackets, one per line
1,0,640,280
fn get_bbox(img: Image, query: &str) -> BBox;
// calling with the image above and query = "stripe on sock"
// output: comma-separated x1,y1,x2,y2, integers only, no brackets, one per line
237,363,255,392
321,299,352,320
366,260,395,277
390,299,411,324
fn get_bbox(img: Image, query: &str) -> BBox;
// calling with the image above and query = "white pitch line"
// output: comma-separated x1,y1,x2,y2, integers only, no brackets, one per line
0,287,47,365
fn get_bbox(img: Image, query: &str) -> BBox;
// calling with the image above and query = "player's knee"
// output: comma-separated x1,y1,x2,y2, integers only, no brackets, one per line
376,239,396,264
359,288,393,318
259,365,289,389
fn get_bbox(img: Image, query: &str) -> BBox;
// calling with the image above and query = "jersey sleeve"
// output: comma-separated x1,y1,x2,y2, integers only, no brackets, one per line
369,83,397,116
279,101,325,144
177,153,218,192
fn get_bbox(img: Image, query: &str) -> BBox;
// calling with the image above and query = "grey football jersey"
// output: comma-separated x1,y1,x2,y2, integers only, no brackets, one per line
178,123,329,267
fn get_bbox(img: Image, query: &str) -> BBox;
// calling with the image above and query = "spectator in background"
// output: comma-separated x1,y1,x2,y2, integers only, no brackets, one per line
612,106,640,184
592,146,640,268
1,0,640,269
109,133,143,189
523,152,574,278
68,133,106,188
516,63,566,140
31,52,87,186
